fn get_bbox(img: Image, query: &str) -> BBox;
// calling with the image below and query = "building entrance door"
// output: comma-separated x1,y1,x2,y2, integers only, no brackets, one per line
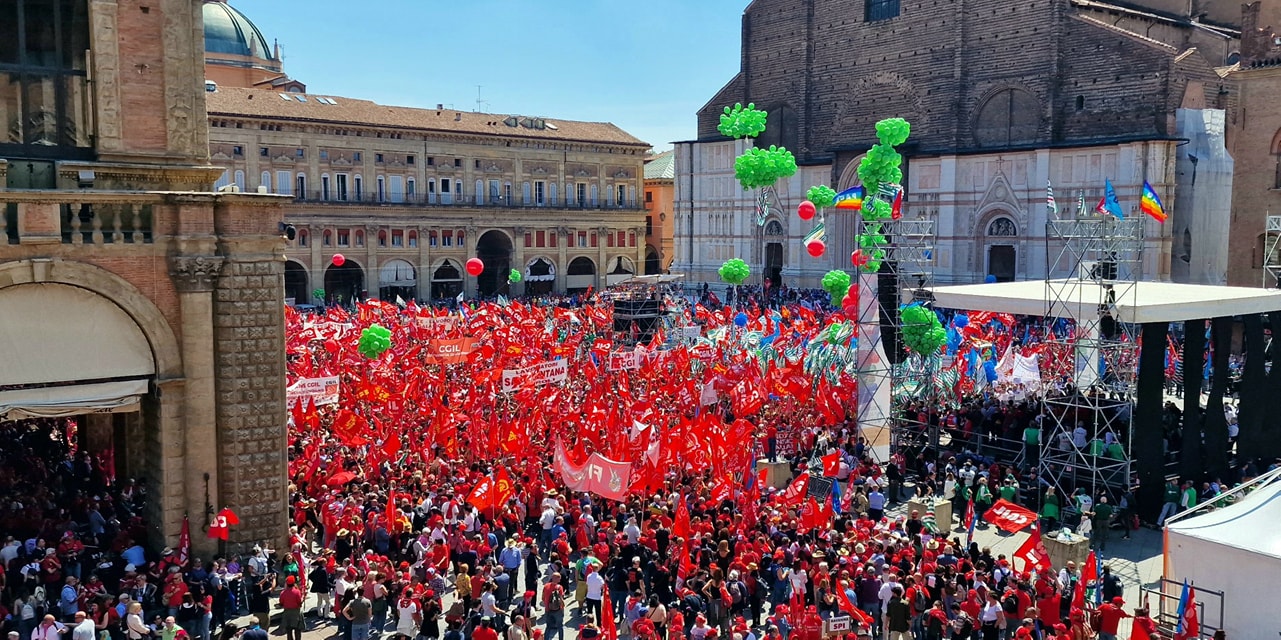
988,245,1016,282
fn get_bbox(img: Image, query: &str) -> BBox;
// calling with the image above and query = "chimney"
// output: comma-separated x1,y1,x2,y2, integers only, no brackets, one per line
437,103,444,110
455,113,462,122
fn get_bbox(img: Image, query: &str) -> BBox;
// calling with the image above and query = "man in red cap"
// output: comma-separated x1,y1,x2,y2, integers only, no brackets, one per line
1097,596,1130,640
279,576,304,640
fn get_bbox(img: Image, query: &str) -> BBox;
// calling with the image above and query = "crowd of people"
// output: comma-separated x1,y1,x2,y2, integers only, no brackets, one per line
6,289,1266,640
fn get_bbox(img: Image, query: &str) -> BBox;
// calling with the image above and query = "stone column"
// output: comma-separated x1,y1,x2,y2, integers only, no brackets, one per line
169,252,224,555
597,226,609,290
211,195,288,552
365,224,379,299
417,226,431,302
512,226,527,297
556,226,568,294
464,225,479,298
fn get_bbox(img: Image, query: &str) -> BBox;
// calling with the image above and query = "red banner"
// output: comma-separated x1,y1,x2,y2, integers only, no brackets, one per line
553,438,632,501
1014,526,1053,573
983,498,1038,533
425,337,477,365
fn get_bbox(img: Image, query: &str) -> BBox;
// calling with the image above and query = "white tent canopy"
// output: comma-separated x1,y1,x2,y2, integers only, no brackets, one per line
1164,469,1281,639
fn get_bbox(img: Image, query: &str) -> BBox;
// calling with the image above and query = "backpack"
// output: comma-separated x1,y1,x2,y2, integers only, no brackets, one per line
1001,593,1019,615
912,588,929,612
547,587,565,612
729,581,745,605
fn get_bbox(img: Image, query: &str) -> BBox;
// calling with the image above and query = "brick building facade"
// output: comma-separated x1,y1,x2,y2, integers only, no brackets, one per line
674,0,1241,288
1,0,287,554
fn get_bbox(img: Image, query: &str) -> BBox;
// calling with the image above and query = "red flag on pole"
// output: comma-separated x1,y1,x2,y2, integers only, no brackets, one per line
1013,526,1053,573
673,495,692,540
176,516,191,566
601,586,618,640
821,451,841,477
835,581,875,627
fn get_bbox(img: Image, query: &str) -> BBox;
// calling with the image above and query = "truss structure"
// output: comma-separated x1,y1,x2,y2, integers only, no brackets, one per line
1039,215,1143,496
1264,215,1281,288
852,214,939,459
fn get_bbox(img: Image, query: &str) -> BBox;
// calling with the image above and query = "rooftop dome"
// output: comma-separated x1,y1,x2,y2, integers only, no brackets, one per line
203,0,277,64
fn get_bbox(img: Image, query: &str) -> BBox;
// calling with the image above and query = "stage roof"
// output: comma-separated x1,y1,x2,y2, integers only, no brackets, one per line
930,279,1281,323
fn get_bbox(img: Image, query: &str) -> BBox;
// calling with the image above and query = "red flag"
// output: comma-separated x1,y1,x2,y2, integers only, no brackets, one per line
1174,585,1200,640
331,410,370,447
1074,550,1098,610
466,476,496,510
601,586,618,640
207,508,239,541
1013,526,1053,573
982,498,1038,533
176,516,191,566
385,495,401,534
730,378,765,416
381,431,401,460
821,451,841,477
835,582,875,627
779,472,810,506
710,475,733,503
673,495,692,540
493,468,516,508
891,187,903,220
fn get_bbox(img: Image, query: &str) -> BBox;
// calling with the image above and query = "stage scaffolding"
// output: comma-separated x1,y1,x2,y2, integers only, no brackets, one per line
1263,215,1281,288
856,215,939,458
1039,215,1143,497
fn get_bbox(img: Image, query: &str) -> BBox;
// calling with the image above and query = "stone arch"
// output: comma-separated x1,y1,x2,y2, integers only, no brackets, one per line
764,219,785,237
829,72,926,143
284,259,309,304
972,86,1043,148
837,154,867,191
565,256,596,293
0,259,182,379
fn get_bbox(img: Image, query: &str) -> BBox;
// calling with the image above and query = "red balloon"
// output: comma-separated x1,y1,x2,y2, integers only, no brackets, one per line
465,257,485,277
331,253,345,267
797,200,817,221
806,239,825,257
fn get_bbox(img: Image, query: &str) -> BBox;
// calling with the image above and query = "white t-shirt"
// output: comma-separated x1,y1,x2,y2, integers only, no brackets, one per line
540,508,556,530
980,602,1003,623
585,572,605,599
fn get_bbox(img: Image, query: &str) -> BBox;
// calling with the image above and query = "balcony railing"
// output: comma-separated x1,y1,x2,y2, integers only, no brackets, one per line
292,191,643,211
2,191,162,246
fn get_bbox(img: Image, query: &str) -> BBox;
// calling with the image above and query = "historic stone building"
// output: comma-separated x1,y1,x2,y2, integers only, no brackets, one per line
1225,2,1281,286
201,2,651,304
674,0,1243,288
1,0,287,554
644,150,676,274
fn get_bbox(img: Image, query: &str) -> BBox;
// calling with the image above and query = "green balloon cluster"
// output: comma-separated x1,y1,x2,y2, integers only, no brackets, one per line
718,102,769,139
734,145,798,190
851,118,911,272
806,185,838,210
508,268,522,284
821,270,852,306
311,288,325,300
900,303,946,355
358,324,393,359
719,258,751,286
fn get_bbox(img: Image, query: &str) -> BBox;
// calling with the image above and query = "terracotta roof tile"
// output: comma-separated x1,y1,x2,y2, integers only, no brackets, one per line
206,87,650,148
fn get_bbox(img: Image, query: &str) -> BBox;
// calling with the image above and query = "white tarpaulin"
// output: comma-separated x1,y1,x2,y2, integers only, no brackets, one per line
0,379,149,420
1010,353,1040,385
1164,472,1281,639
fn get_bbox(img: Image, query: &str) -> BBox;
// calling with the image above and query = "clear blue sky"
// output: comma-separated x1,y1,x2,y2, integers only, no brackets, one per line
231,0,747,151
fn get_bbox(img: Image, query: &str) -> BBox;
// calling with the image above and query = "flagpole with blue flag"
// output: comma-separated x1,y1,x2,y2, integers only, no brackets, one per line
1175,580,1190,635
1103,179,1125,219
831,475,843,514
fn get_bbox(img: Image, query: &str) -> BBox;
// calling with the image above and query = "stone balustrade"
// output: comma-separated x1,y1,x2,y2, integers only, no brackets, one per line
0,190,167,247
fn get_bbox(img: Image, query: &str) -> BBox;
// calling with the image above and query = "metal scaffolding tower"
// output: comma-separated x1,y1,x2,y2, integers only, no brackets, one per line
852,213,939,457
1263,215,1281,288
1039,214,1143,496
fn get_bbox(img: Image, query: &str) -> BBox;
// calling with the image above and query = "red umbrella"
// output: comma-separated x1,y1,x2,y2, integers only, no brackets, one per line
326,471,357,486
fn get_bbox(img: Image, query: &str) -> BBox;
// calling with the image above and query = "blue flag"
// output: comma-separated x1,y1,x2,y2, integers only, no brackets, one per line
1103,179,1125,219
831,477,843,514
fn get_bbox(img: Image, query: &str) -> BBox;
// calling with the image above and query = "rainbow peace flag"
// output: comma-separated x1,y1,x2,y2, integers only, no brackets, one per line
1141,181,1167,223
833,186,865,211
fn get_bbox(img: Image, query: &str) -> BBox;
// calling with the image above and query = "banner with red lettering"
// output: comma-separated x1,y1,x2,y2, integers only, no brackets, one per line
983,498,1038,533
287,376,341,407
502,359,569,392
608,350,642,372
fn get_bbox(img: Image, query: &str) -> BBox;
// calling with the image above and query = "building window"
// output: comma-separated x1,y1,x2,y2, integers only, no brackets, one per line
390,176,405,203
261,172,272,192
505,183,513,204
323,230,332,246
576,183,587,206
298,230,308,247
523,181,532,205
337,229,350,246
427,157,435,166
550,182,558,204
392,230,404,247
646,216,654,236
524,232,533,248
336,174,349,201
549,229,557,248
475,159,482,169
536,230,545,247
616,185,627,206
296,148,305,158
489,180,501,204
321,175,331,200
630,231,637,247
407,178,416,198
407,155,415,165
234,171,245,191
297,174,307,196
354,175,363,200
442,231,453,247
645,190,653,203
454,158,462,167
865,0,899,21
408,231,418,248
441,179,452,204
578,231,587,247
0,0,93,157
259,146,269,157
590,231,598,248
355,230,364,247
377,176,386,202
617,231,626,246
319,150,329,161
353,152,362,162
233,146,243,156
535,181,546,206
378,230,387,247
429,232,438,247
375,153,384,163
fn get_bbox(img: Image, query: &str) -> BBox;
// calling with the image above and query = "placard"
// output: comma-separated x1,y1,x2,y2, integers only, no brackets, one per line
501,359,569,392
287,376,341,407
608,350,642,371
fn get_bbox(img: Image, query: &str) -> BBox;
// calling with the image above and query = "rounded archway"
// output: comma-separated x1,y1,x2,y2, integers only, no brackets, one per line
324,260,365,305
284,260,309,305
430,259,463,300
606,255,636,286
644,246,661,275
379,259,417,303
525,257,556,296
984,215,1019,282
475,230,513,297
566,256,596,294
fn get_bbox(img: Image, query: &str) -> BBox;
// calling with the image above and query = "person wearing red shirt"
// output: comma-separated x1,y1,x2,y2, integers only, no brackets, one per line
1098,597,1131,640
279,576,305,640
472,617,499,640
